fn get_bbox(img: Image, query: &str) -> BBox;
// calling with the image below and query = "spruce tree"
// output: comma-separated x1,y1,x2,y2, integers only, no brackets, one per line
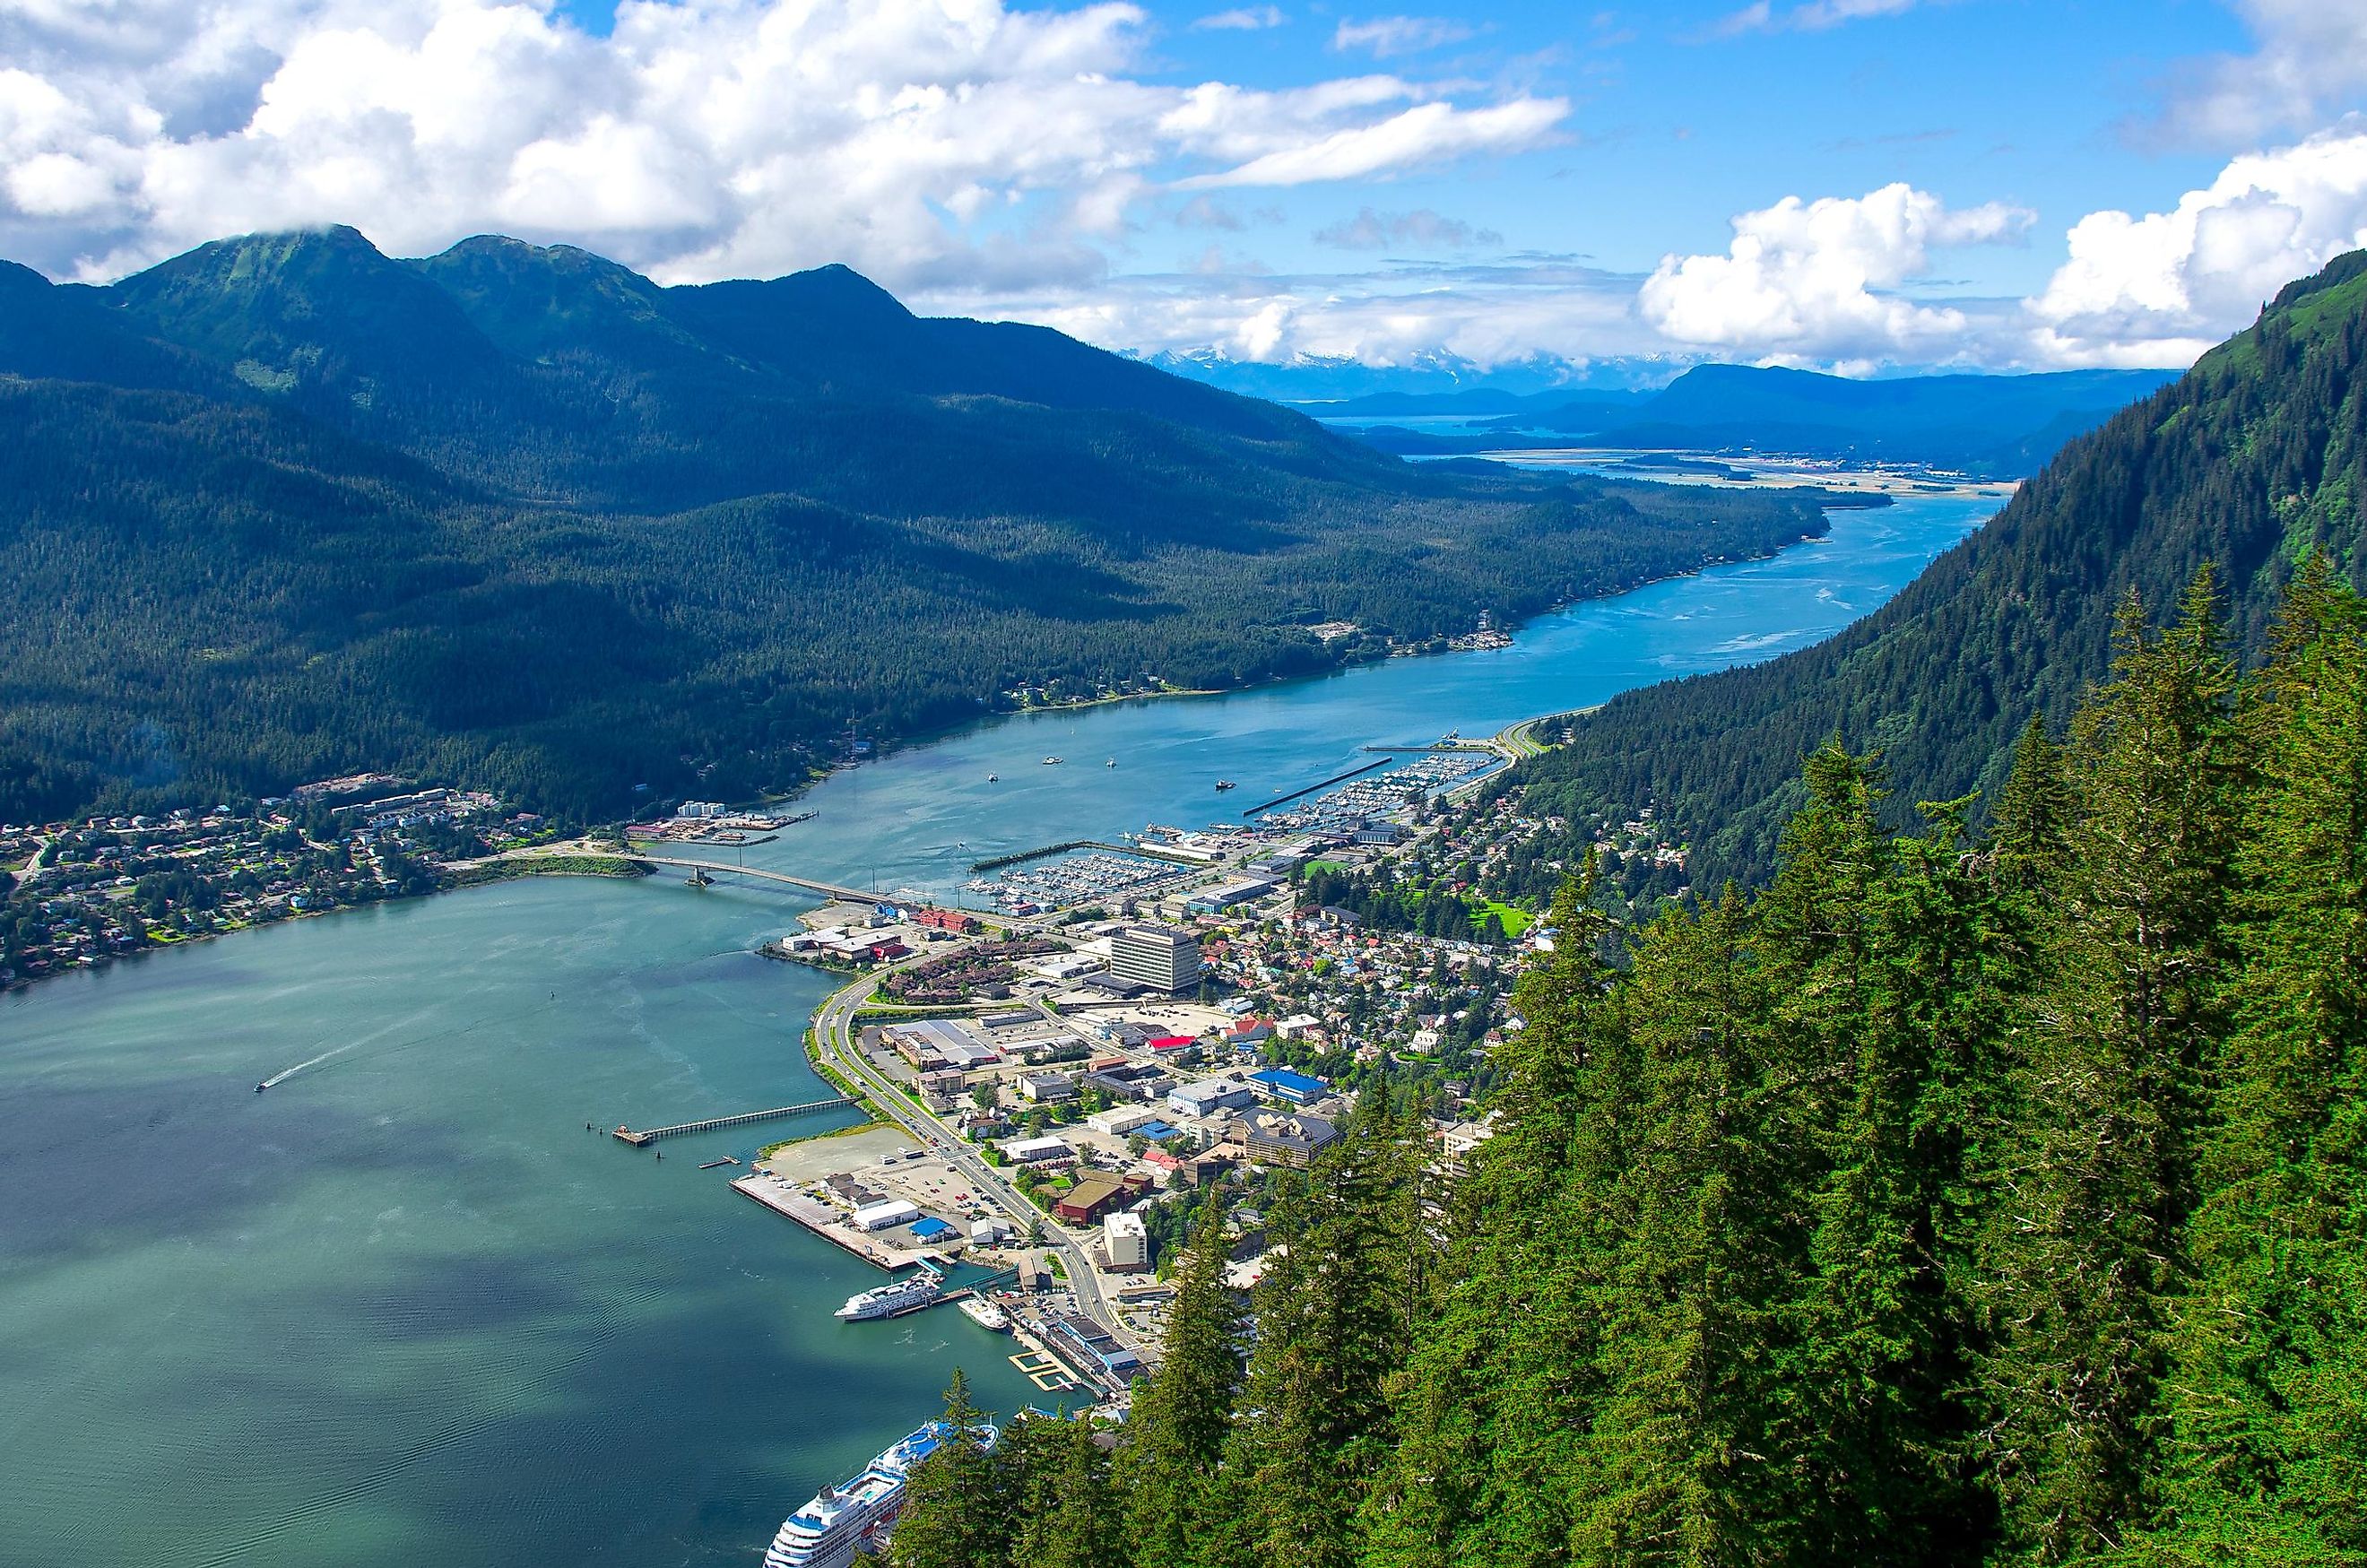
1974,577,2245,1561
1117,1200,1244,1568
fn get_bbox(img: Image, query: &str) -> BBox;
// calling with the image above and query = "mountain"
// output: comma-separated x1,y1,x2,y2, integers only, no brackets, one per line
1144,348,1678,404
0,227,1846,824
1512,248,2367,892
1502,362,2182,474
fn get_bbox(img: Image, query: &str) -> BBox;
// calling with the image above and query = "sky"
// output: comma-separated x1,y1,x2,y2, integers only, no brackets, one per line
2,0,2364,373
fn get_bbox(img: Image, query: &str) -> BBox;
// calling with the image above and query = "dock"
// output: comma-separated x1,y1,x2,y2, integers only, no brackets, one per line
730,1174,944,1271
611,1096,855,1146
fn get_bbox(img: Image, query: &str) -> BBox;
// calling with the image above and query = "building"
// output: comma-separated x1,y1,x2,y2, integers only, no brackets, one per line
1088,1105,1159,1137
1166,1077,1258,1119
1104,1210,1149,1271
1015,1070,1079,1104
1225,1018,1275,1049
1432,1112,1499,1180
1054,1173,1132,1225
1146,1034,1201,1060
970,1216,1014,1245
1241,1109,1340,1168
1047,1314,1142,1384
1248,1067,1328,1105
1004,1136,1077,1165
1108,923,1203,994
1185,879,1275,914
852,1199,923,1232
1275,1015,1322,1040
913,907,980,933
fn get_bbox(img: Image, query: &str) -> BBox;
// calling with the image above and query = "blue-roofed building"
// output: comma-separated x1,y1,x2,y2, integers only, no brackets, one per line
909,1216,955,1241
1249,1067,1328,1105
1134,1119,1181,1140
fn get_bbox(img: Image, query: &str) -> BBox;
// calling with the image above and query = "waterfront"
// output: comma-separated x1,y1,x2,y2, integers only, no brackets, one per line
0,489,1995,1567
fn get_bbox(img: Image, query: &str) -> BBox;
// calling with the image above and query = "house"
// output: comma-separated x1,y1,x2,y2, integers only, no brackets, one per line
1225,1018,1275,1049
1274,1015,1322,1040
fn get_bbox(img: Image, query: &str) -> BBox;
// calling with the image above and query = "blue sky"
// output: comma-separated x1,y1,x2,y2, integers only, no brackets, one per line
3,0,2363,371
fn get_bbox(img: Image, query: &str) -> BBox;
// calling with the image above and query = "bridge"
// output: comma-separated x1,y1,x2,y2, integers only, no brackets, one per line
627,853,882,904
611,1096,858,1146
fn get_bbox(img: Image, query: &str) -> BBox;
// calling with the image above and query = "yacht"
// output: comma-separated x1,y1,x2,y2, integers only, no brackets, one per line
835,1270,944,1321
958,1296,1011,1332
761,1421,999,1568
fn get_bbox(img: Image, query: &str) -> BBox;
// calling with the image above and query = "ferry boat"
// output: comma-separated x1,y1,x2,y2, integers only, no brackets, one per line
835,1269,944,1321
762,1421,999,1568
957,1296,1011,1332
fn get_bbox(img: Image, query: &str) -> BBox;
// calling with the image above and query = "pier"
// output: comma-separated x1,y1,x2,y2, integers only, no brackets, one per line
611,1096,855,1146
729,1174,947,1271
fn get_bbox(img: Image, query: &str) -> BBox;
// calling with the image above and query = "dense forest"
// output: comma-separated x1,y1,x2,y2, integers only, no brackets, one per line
0,228,1842,824
883,558,2367,1566
1510,249,2367,890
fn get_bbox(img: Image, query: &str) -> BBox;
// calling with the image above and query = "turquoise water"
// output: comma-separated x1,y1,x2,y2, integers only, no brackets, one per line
0,490,1994,1567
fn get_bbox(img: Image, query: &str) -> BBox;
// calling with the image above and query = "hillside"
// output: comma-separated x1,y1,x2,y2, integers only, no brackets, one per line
0,228,1844,824
1511,248,2367,892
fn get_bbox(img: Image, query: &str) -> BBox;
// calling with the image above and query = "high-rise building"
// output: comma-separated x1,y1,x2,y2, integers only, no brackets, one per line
1108,923,1202,994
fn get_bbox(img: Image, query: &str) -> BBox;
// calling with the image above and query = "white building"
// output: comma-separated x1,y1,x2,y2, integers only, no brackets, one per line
1104,1210,1149,1271
970,1216,1014,1245
1166,1077,1257,1119
851,1199,922,1232
1003,1136,1077,1165
1109,923,1203,994
1088,1105,1159,1137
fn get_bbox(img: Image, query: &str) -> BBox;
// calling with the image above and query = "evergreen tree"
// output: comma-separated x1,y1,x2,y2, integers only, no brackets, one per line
1117,1200,1245,1568
889,1371,1003,1568
1010,1417,1125,1568
1974,578,2246,1561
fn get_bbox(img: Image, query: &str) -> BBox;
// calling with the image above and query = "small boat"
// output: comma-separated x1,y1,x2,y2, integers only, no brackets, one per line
1105,758,1116,767
1215,780,1236,792
1041,757,1062,766
255,1082,267,1094
958,1296,1012,1332
986,774,998,783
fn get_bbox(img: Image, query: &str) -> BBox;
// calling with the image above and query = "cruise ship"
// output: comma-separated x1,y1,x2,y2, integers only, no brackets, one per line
835,1269,944,1321
762,1421,999,1568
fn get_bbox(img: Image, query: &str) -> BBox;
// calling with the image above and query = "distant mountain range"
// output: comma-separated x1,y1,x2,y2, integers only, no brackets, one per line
1512,248,2367,888
0,228,1842,824
1331,363,2180,477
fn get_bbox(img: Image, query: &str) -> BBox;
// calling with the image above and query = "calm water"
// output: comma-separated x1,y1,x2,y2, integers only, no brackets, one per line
0,489,1993,1568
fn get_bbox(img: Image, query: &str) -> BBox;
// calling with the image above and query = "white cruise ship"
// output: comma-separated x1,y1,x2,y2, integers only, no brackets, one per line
762,1421,998,1568
834,1269,944,1321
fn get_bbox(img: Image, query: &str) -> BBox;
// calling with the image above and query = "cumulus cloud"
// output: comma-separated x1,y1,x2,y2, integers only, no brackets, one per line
1314,205,1501,250
1331,15,1475,58
0,0,1564,287
1192,6,1287,30
2027,121,2367,365
2155,0,2367,147
1638,182,2033,361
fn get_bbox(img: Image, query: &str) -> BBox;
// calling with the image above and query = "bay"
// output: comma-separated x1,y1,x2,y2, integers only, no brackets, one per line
0,488,1993,1567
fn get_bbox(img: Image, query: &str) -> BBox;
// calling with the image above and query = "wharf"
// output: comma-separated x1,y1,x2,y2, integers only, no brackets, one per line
730,1174,941,1273
611,1096,854,1145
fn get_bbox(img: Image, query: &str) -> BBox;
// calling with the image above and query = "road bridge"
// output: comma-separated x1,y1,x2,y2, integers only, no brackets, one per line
628,853,882,904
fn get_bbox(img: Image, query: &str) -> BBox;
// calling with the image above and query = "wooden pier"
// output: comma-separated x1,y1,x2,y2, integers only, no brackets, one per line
611,1096,855,1146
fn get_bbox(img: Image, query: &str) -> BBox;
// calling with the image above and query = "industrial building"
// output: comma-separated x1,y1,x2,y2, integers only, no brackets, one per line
1166,1076,1259,1119
1248,1067,1328,1105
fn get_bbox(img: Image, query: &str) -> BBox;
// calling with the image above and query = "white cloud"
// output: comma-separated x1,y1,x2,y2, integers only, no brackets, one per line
1192,6,1287,30
0,0,1564,288
1638,182,2033,360
1314,205,1501,250
2027,121,2367,365
1714,0,1919,36
1331,15,1474,58
2155,0,2367,146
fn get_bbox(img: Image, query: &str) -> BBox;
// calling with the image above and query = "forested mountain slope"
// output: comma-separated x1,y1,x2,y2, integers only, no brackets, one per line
1513,248,2367,888
0,228,1842,824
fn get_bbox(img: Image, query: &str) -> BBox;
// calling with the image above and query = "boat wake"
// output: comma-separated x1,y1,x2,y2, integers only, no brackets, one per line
259,1042,360,1088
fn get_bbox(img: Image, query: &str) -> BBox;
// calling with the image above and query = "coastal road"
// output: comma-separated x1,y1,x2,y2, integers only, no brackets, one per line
805,953,1133,1354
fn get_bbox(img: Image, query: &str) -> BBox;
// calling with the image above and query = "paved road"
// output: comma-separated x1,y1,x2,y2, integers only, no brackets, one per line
806,952,1133,1355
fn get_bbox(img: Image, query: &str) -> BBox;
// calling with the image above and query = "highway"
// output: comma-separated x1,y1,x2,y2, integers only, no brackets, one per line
804,949,1134,1353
